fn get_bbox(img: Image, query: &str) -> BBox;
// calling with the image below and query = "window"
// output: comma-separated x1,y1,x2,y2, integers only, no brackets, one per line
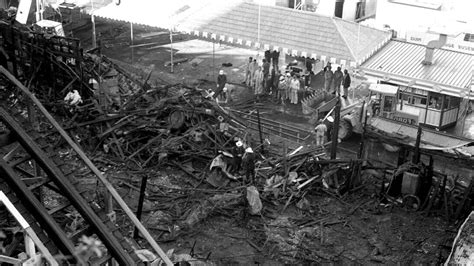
443,96,450,109
399,92,427,108
450,96,461,108
355,1,366,19
383,96,395,112
464,33,474,42
428,92,442,110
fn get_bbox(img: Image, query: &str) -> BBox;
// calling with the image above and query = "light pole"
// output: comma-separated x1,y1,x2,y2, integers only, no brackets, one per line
461,88,472,136
91,0,96,49
257,3,261,59
170,29,174,73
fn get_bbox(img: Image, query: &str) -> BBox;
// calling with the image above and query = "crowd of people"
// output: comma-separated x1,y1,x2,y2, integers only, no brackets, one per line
240,54,352,105
209,54,354,149
323,64,351,98
242,55,310,105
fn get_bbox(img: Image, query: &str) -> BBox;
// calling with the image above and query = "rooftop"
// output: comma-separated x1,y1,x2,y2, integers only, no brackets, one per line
360,40,474,98
92,0,391,66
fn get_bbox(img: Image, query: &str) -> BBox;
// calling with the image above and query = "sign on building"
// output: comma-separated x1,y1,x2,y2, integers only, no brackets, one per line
406,31,474,55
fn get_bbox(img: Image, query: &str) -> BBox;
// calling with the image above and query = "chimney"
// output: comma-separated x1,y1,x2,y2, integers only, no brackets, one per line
422,34,447,66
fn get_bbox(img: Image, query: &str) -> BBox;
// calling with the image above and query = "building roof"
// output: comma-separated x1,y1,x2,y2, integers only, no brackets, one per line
360,40,474,98
92,0,391,66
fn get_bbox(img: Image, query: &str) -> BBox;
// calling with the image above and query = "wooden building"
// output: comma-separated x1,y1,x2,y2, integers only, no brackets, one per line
360,40,473,130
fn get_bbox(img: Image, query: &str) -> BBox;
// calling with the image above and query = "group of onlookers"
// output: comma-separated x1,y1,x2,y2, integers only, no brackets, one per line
212,56,353,105
244,58,353,105
323,63,351,98
243,56,308,105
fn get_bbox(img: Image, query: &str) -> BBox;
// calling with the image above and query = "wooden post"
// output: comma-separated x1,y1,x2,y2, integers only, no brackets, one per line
24,234,35,258
212,42,215,84
134,174,148,239
105,187,115,223
169,29,173,73
358,104,368,160
0,66,173,266
91,13,96,48
283,142,288,193
131,22,134,64
0,191,58,266
413,125,422,164
397,147,406,166
256,109,264,154
330,99,341,159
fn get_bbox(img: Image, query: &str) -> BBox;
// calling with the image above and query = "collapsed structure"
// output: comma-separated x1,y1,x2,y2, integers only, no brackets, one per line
0,6,473,265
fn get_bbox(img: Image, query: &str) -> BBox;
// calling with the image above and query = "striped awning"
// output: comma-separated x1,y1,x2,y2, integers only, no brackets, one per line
92,0,392,68
360,40,474,99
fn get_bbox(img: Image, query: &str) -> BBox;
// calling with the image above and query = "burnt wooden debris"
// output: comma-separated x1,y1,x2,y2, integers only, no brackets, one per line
0,14,473,265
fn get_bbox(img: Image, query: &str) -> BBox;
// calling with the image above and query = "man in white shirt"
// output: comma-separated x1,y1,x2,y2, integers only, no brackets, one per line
314,119,327,146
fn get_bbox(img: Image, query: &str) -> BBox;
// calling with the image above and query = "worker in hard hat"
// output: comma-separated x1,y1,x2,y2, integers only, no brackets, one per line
64,89,83,106
242,147,256,185
231,140,245,174
314,119,328,146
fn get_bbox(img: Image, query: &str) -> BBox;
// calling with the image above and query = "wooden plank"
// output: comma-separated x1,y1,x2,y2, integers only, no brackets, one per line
0,66,173,266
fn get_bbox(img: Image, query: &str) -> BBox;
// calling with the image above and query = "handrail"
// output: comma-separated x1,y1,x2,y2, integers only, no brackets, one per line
0,66,173,266
246,120,307,142
231,109,308,132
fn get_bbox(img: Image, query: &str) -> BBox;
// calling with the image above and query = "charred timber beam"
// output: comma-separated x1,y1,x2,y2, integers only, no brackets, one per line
0,159,80,264
311,159,362,165
0,107,136,266
0,66,173,265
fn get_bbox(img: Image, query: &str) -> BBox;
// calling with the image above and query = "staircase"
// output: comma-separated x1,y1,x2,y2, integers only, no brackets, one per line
0,66,172,265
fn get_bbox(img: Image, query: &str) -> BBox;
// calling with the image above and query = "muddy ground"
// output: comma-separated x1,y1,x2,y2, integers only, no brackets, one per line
66,17,460,265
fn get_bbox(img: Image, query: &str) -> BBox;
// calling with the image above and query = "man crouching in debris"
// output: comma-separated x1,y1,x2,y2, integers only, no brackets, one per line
242,147,256,185
64,89,83,113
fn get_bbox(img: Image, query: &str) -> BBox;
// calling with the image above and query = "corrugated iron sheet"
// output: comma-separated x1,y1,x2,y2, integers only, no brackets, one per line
361,41,473,93
92,0,391,64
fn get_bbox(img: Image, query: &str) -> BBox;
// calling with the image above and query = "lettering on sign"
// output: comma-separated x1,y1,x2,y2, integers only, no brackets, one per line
392,116,417,125
406,31,474,55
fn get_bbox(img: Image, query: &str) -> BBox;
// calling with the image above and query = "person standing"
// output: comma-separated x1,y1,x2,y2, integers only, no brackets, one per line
231,140,245,174
262,59,270,92
264,50,271,63
243,57,253,85
269,68,276,95
342,69,351,99
254,66,264,96
242,147,256,185
284,73,291,102
272,70,281,100
271,50,280,69
248,59,257,87
314,119,327,146
333,67,343,95
214,70,227,100
289,74,300,104
324,66,333,93
278,74,289,104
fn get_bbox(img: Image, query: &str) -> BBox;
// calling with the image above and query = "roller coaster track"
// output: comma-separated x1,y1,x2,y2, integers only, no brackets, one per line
0,66,172,265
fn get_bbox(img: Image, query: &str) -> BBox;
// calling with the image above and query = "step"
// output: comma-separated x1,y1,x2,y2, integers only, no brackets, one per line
27,178,51,191
48,201,72,215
